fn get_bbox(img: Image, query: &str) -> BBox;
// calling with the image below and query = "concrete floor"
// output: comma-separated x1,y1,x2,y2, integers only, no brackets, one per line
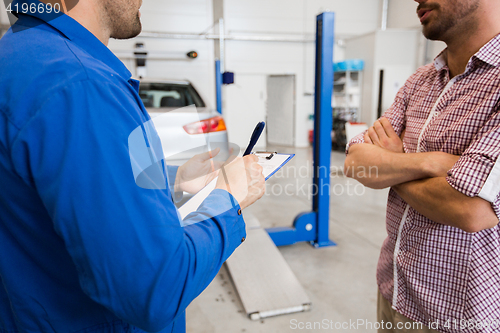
186,147,390,333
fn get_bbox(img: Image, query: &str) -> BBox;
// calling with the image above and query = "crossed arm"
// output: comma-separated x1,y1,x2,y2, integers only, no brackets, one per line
344,118,498,233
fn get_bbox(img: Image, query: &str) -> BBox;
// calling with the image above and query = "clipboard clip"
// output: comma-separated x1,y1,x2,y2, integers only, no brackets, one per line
255,151,277,160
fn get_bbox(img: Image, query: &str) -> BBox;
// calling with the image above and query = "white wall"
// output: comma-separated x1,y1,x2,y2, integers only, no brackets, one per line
387,0,420,29
0,4,7,24
386,0,446,67
223,0,382,148
344,33,376,125
374,30,419,114
345,29,420,125
1,2,10,36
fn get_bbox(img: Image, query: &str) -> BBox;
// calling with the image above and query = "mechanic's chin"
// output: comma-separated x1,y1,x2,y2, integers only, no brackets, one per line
111,19,142,40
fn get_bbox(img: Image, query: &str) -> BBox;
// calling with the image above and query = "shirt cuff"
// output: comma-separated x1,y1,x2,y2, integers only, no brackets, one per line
345,131,366,154
446,154,500,202
187,189,246,261
479,157,500,203
182,189,243,227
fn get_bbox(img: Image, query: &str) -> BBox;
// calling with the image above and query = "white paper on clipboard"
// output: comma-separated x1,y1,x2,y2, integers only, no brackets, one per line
177,153,294,219
254,153,295,180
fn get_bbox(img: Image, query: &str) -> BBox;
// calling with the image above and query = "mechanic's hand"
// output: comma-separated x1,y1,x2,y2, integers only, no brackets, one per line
215,155,265,209
423,152,461,178
175,148,224,194
364,117,405,153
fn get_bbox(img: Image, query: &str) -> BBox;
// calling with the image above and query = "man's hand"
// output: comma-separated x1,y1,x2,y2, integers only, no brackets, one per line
215,155,265,209
423,152,460,178
364,117,405,153
175,148,224,194
346,116,460,189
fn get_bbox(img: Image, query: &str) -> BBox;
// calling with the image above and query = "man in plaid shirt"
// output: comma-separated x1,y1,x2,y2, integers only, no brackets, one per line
345,0,500,332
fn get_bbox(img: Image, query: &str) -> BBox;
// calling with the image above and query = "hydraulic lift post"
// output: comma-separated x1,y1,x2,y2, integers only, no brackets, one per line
266,12,336,248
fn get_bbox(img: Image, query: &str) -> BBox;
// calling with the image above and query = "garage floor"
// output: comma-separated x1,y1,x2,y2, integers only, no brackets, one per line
186,147,390,333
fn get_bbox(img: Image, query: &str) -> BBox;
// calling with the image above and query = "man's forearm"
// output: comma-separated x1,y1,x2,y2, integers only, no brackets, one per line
344,144,431,189
393,177,498,233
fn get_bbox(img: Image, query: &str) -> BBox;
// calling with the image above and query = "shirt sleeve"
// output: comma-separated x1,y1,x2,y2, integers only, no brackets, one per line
447,110,500,205
346,79,409,153
10,79,245,332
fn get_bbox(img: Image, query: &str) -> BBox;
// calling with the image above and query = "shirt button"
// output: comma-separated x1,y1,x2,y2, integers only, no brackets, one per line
237,209,242,215
241,237,246,243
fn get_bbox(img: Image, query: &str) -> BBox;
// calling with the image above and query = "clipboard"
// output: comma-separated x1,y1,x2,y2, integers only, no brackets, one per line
178,152,294,220
254,152,295,181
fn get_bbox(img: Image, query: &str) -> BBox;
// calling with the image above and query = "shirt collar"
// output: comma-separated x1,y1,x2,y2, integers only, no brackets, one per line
433,33,500,72
473,33,500,67
12,0,132,81
433,50,448,71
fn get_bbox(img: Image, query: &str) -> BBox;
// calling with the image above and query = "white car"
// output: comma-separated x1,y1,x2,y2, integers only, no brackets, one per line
138,79,231,165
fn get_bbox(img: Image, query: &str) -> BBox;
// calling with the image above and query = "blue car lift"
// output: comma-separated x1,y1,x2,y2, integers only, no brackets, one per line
266,12,336,248
215,60,223,114
225,13,336,321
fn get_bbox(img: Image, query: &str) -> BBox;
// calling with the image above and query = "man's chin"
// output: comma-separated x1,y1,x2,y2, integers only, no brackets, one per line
422,24,443,41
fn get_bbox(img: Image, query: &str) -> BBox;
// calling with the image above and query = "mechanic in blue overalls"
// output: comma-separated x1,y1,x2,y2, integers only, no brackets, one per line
0,0,265,331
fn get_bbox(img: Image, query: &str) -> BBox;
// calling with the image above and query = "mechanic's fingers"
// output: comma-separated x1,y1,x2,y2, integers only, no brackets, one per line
208,147,220,159
204,169,220,184
379,117,397,137
226,156,242,165
244,155,262,177
212,160,225,171
223,152,238,165
243,154,259,164
249,162,263,176
198,147,221,161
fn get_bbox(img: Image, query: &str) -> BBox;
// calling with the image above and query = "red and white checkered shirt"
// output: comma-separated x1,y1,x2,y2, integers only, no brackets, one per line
348,34,500,333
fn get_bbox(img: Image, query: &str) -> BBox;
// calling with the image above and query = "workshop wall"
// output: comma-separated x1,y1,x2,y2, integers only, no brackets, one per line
385,1,446,70
108,0,431,149
387,0,420,30
0,5,7,24
222,0,382,148
0,4,9,36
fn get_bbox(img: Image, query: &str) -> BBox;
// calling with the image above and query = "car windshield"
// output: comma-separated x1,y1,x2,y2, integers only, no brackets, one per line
139,83,206,108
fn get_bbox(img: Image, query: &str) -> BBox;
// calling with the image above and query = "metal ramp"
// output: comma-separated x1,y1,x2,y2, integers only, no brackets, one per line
226,214,311,320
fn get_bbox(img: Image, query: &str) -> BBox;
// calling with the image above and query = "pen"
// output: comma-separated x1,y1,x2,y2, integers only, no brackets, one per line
243,121,265,156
